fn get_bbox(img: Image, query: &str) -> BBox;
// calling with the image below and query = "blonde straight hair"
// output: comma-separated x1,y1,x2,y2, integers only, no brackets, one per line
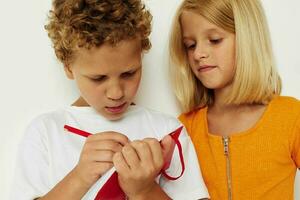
169,0,281,112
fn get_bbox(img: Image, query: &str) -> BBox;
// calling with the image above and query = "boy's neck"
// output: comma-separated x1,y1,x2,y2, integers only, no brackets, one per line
72,97,89,107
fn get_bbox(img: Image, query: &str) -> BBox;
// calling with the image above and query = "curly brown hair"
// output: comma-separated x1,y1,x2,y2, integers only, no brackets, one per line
45,0,152,66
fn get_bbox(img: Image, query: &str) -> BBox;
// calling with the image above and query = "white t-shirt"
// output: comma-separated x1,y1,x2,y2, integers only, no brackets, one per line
11,105,209,200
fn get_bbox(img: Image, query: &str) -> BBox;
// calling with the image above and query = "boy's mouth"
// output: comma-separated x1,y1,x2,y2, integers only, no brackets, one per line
105,102,127,114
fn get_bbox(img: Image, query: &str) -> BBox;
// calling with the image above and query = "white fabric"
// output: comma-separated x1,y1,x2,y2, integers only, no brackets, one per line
11,105,209,200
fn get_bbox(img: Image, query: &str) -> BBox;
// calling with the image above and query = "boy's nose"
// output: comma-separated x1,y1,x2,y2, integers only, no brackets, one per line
106,84,124,101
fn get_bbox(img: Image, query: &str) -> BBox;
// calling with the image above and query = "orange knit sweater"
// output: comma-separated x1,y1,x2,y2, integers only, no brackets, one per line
179,96,300,200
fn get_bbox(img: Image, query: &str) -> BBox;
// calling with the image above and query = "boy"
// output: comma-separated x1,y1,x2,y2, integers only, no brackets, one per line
11,0,209,199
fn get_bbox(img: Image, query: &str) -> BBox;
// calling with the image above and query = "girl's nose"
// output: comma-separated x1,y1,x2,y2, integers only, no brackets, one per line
193,45,209,61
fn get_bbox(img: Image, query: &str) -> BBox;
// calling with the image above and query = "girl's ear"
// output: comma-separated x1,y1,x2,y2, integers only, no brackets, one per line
64,64,74,80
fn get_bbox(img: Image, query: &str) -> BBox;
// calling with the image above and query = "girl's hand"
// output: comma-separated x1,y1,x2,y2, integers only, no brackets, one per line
113,137,173,199
73,132,129,188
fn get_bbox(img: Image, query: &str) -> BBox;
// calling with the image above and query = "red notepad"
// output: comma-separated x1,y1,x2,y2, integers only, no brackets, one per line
64,125,185,200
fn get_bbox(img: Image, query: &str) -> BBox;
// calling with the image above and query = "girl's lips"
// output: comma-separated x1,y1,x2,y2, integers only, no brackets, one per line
198,65,216,72
105,103,127,113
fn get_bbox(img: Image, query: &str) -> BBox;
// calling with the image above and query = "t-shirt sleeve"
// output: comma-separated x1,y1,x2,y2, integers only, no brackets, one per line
292,114,300,168
159,120,209,200
10,118,51,200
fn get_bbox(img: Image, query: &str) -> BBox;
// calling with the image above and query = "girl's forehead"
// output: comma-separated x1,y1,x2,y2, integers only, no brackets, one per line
181,11,227,36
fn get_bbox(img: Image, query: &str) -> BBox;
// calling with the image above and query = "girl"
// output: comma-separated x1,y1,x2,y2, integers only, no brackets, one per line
169,0,300,199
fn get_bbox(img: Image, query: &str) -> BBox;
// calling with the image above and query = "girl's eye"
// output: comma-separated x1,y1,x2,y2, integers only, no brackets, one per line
210,38,223,44
184,43,196,50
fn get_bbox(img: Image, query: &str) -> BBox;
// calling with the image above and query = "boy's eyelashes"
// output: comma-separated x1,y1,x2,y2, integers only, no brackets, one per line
120,70,137,78
89,70,138,82
90,75,106,82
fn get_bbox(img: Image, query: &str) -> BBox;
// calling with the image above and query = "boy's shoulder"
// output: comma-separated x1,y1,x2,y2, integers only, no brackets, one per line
128,105,180,123
28,107,67,127
20,108,68,145
24,107,72,137
131,105,174,116
126,105,183,135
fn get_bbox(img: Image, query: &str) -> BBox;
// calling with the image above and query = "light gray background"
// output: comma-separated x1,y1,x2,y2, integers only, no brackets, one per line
0,0,299,199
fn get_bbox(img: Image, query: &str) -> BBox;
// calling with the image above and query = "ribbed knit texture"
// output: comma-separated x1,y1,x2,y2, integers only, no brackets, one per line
179,96,300,200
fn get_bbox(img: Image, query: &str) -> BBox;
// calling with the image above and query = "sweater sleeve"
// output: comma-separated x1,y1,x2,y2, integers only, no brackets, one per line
291,113,300,168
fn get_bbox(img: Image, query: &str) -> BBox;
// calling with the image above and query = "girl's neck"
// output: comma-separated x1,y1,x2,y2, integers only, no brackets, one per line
209,86,267,117
206,86,268,137
209,102,255,116
210,87,261,114
211,87,237,112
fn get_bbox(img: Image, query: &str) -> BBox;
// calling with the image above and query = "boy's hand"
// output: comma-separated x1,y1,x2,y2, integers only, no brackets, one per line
113,137,173,199
160,135,175,170
73,132,129,189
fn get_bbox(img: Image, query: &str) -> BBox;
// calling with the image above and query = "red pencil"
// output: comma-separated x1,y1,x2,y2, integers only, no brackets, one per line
64,125,92,138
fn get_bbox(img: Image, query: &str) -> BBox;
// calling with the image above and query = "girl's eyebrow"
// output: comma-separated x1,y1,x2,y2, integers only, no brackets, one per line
183,28,223,39
200,28,224,36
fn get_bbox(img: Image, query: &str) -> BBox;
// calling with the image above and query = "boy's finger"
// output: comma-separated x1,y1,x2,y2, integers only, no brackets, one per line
130,140,153,165
88,150,115,162
113,152,130,175
142,138,164,169
94,162,114,176
160,135,175,170
89,131,130,145
86,140,124,152
121,144,140,170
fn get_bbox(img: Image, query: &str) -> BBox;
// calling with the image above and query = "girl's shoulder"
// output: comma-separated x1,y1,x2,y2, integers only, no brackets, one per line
266,96,300,126
178,106,207,133
270,96,300,112
273,95,300,104
179,106,207,122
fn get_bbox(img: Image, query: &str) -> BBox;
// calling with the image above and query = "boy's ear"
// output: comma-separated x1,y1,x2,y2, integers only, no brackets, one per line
64,64,74,80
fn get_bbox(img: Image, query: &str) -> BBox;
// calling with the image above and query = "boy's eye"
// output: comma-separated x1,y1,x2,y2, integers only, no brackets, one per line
91,76,106,82
210,38,223,44
121,70,136,78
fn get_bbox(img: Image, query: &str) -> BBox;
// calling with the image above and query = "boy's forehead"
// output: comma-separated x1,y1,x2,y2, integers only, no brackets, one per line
78,38,142,56
72,39,142,72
